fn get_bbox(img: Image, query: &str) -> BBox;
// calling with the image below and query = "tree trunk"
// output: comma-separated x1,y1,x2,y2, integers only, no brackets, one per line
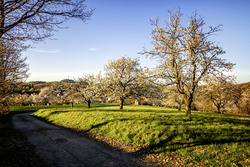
216,105,221,113
71,102,73,108
87,100,91,108
120,98,124,109
178,103,182,111
184,97,192,115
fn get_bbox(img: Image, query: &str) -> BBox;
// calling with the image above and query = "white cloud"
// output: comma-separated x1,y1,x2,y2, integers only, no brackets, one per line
27,72,83,82
89,48,98,51
31,49,59,53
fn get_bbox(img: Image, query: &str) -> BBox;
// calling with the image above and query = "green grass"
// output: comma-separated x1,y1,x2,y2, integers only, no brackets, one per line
10,103,119,112
10,105,64,112
32,105,250,166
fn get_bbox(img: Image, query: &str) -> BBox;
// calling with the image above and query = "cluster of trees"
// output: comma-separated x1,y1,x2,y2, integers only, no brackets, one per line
6,57,148,109
0,4,248,116
0,0,93,114
6,55,250,115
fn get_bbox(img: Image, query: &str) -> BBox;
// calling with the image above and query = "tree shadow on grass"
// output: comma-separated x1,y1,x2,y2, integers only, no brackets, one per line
199,116,250,126
92,105,120,108
131,129,250,156
38,110,70,119
85,118,131,132
166,137,250,152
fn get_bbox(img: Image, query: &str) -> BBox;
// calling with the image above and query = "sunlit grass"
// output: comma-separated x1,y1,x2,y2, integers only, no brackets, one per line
10,103,120,112
32,105,250,166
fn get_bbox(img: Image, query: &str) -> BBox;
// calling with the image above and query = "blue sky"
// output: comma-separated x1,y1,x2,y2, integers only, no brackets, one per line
24,0,250,83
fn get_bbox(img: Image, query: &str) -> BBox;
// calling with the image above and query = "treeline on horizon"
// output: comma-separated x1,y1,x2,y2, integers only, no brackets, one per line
7,77,250,116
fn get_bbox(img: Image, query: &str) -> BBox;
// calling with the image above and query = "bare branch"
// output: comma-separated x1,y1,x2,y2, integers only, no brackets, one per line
0,0,94,41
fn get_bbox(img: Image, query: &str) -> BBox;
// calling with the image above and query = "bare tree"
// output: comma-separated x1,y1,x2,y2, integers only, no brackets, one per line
0,41,29,83
204,76,236,113
76,73,101,108
238,87,250,115
104,56,143,109
141,9,234,115
0,0,94,41
64,90,80,108
163,86,185,111
31,94,42,106
62,83,79,108
0,41,29,113
39,86,57,105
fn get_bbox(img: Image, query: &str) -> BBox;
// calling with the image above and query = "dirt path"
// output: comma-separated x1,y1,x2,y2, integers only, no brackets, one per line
12,113,147,167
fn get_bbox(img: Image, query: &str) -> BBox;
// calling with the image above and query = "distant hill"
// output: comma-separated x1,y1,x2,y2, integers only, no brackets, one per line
237,82,250,91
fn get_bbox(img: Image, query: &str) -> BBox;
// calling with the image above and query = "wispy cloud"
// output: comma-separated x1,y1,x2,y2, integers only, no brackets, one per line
89,48,98,51
32,49,59,53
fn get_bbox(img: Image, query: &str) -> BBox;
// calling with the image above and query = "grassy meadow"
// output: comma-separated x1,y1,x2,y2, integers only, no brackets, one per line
10,103,118,112
31,104,250,166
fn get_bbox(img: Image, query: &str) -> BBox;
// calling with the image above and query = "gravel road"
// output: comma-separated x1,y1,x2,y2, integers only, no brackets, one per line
12,113,146,167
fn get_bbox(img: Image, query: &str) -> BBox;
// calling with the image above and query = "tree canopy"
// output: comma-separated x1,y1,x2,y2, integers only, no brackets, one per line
76,73,101,108
141,9,235,115
104,56,143,109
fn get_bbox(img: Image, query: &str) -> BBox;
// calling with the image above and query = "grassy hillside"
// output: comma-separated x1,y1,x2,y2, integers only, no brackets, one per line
10,103,119,112
33,104,250,166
